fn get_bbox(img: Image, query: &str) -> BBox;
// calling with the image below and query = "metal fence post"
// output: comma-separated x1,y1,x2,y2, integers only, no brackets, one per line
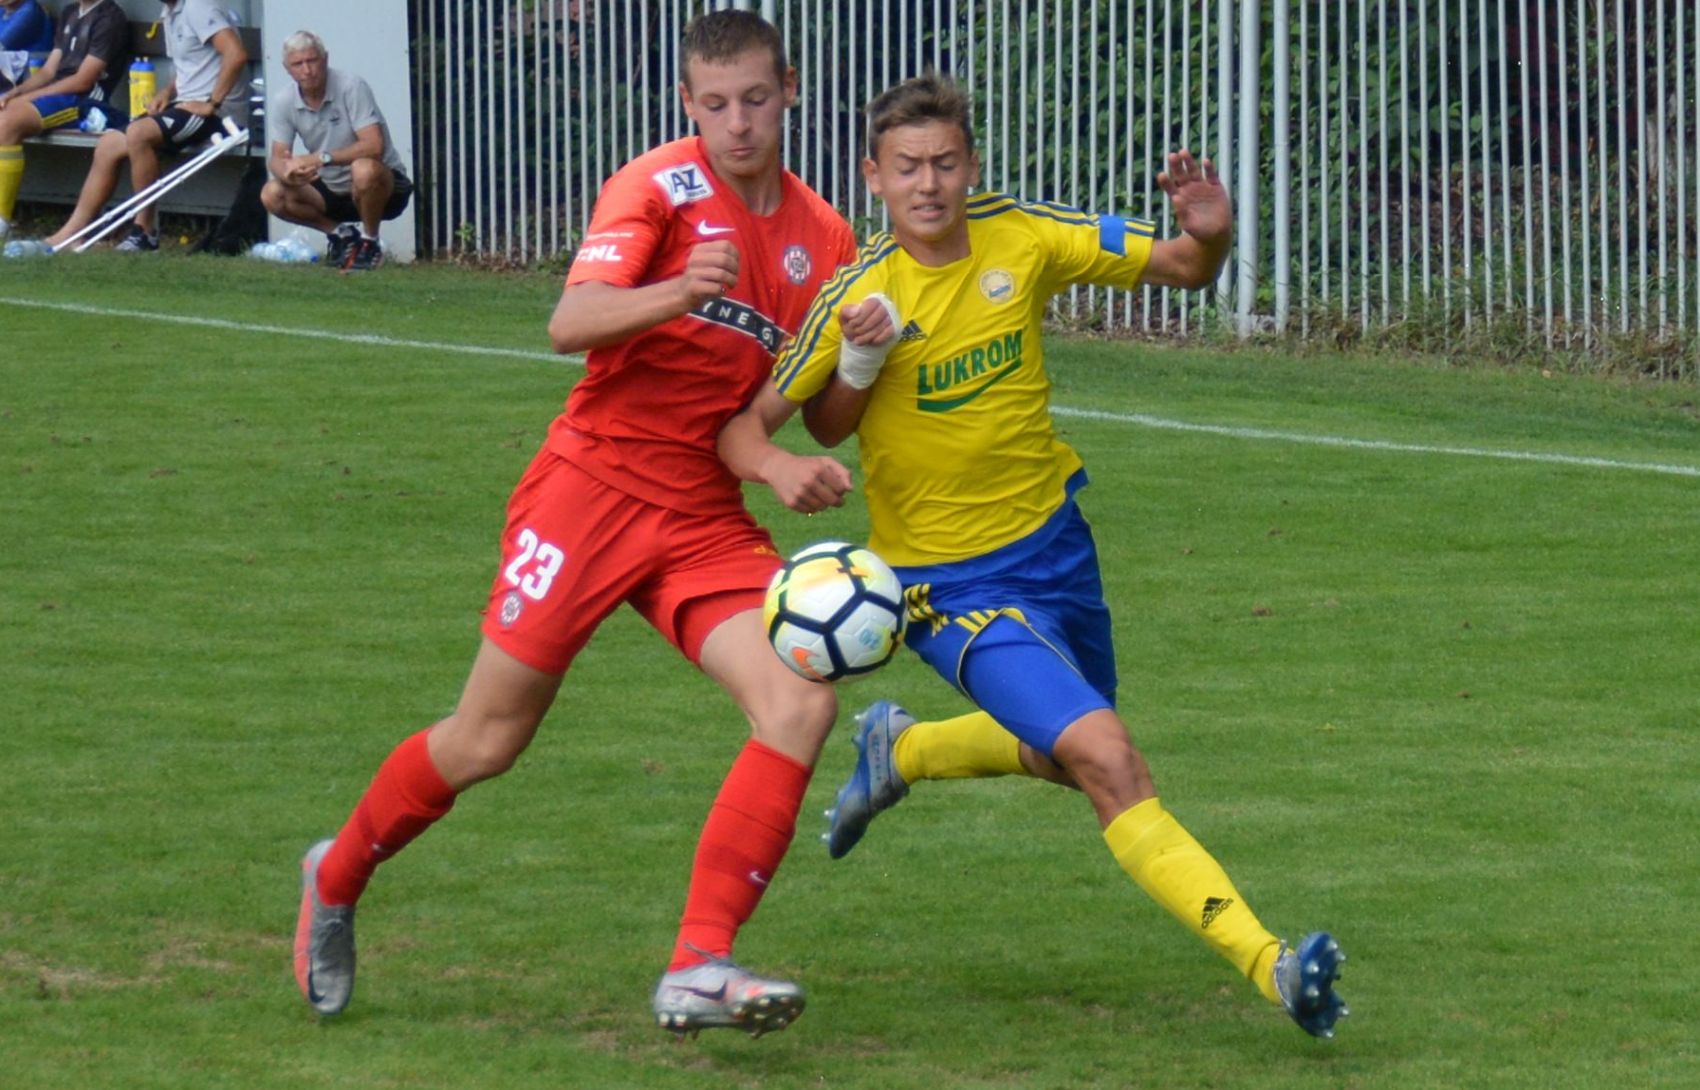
1235,0,1261,336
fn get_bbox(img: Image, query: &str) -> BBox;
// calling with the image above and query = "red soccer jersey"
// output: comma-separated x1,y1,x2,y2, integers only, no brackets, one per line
548,136,856,515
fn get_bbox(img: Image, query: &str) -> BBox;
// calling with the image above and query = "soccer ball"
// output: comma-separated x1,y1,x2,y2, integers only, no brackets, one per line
763,541,906,683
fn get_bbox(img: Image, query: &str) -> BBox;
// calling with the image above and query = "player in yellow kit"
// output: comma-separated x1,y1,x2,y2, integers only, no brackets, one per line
719,72,1349,1038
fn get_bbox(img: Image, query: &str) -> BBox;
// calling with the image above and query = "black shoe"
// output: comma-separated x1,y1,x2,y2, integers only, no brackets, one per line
325,223,360,268
343,235,384,272
114,225,159,253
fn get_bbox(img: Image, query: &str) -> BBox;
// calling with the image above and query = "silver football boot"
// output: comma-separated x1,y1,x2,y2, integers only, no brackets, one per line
652,954,805,1038
293,837,357,1016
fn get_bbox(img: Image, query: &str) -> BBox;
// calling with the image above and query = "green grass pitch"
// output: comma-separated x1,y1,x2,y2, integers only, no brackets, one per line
2,255,1697,1089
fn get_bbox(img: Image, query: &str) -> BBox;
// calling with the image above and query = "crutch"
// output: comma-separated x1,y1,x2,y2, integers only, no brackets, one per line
59,116,249,253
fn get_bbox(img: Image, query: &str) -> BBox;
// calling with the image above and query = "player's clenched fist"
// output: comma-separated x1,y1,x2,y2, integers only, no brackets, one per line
836,292,900,389
761,451,854,515
678,240,740,308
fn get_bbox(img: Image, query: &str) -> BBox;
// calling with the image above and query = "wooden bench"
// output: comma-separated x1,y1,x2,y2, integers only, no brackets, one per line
19,19,265,215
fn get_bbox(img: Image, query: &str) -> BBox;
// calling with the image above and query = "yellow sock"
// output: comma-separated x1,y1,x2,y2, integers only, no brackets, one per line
1104,798,1283,1003
892,711,1026,783
0,145,24,222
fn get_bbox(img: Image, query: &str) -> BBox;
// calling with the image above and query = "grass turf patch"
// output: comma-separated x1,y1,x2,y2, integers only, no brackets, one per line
3,255,1697,1089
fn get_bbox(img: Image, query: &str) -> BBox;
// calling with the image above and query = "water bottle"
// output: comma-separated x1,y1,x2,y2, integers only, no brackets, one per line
277,237,318,263
4,239,53,259
249,241,278,261
79,106,107,134
128,59,155,121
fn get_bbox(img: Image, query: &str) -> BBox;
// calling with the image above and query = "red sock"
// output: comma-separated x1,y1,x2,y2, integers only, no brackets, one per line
315,729,457,907
669,739,812,970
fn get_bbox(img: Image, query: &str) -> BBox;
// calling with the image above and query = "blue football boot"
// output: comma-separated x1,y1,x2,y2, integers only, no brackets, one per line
1274,931,1349,1038
823,701,913,859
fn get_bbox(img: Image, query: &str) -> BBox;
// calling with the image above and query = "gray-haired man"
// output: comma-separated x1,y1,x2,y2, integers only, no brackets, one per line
262,30,410,271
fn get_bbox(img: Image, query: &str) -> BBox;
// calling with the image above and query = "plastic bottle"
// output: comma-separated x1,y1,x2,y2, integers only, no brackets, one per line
276,237,319,263
249,241,278,261
128,59,155,122
3,239,54,259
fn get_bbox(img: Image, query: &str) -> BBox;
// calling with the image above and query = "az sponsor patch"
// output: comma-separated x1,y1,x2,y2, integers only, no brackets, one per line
653,161,715,206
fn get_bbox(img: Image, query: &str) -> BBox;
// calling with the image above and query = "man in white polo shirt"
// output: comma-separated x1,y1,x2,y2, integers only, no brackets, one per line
262,29,410,272
36,0,249,254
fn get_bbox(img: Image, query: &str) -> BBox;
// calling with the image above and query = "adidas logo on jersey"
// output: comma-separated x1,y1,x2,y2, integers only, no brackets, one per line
1200,896,1235,929
897,319,927,342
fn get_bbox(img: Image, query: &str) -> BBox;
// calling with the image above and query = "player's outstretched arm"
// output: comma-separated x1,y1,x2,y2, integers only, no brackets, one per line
719,384,854,515
1141,150,1233,291
548,240,739,353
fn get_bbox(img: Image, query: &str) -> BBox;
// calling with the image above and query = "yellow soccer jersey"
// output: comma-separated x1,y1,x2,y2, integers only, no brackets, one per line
773,192,1155,566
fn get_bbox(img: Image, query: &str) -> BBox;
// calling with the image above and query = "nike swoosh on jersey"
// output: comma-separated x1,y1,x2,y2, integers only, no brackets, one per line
696,221,736,236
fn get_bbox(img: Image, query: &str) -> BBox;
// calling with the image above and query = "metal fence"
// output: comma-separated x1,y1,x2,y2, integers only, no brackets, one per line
410,1,1700,353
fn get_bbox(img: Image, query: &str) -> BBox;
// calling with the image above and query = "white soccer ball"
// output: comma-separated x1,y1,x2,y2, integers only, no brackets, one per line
763,541,906,683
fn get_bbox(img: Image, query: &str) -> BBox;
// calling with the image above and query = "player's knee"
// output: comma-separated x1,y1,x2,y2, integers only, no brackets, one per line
1052,712,1152,801
1020,744,1078,788
748,678,836,756
260,180,288,214
454,737,523,782
431,709,539,786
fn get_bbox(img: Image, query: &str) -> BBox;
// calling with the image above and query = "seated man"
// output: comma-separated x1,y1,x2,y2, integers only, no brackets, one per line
0,0,54,95
0,0,129,243
262,30,411,272
41,0,250,253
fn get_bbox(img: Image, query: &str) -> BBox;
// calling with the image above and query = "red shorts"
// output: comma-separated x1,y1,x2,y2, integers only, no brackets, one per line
481,450,782,674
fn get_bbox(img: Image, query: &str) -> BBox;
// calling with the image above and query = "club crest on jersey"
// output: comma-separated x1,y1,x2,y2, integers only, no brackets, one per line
499,590,524,627
653,162,715,206
979,268,1016,304
782,244,812,284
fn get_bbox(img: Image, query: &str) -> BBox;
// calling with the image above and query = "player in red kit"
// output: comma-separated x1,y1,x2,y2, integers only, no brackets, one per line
292,10,856,1038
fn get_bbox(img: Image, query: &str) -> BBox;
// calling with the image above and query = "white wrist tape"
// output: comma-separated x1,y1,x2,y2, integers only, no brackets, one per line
836,292,902,389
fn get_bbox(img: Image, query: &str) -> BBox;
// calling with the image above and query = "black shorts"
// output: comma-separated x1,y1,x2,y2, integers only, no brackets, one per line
313,172,413,224
137,105,228,150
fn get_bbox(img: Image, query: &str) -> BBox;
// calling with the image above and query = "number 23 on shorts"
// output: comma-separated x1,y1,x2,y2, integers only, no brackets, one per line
502,527,565,601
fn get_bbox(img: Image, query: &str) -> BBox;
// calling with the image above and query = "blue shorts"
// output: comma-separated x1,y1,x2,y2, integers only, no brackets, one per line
895,476,1117,756
29,93,118,133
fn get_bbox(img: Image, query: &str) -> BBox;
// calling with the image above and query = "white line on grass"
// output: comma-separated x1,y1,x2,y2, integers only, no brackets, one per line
1052,407,1700,478
4,297,576,365
9,296,1696,479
